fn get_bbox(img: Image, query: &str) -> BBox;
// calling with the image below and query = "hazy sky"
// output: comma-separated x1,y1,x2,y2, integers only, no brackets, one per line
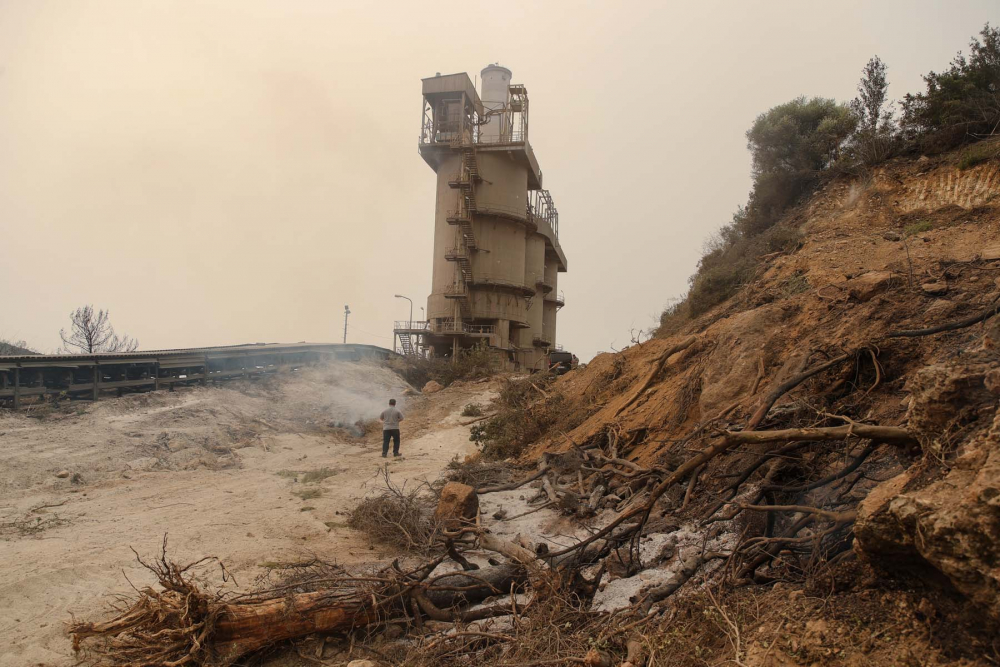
1,1,996,360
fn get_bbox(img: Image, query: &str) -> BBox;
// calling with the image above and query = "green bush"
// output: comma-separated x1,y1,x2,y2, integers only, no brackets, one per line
658,99,847,327
389,343,499,388
469,377,561,460
683,224,803,318
957,139,1000,170
0,338,37,355
902,24,1000,152
461,402,484,417
657,26,998,334
904,220,934,235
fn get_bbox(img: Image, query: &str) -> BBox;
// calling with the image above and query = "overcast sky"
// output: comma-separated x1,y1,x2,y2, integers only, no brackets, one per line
1,1,996,360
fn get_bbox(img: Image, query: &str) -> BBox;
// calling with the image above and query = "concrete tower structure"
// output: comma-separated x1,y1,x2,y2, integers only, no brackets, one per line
395,65,567,369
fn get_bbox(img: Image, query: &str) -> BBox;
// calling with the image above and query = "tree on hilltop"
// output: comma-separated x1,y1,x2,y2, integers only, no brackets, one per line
59,306,139,354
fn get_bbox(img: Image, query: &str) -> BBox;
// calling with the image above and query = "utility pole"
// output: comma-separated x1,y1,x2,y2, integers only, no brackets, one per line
343,305,350,344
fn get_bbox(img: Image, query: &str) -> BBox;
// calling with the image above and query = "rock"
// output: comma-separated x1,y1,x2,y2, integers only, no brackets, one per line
805,618,829,641
905,359,995,442
985,369,1000,394
583,648,612,667
882,231,902,242
55,470,70,479
917,597,937,620
848,271,894,302
984,318,1000,350
433,482,479,530
984,245,1000,261
422,380,443,394
166,438,189,453
857,360,1000,621
921,281,948,296
923,299,955,320
347,661,377,667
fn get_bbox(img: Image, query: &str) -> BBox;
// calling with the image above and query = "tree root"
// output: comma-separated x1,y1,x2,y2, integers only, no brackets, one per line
614,336,698,417
886,295,1000,338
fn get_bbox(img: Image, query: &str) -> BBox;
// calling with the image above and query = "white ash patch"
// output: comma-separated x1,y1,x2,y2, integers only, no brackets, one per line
477,488,599,552
590,523,735,613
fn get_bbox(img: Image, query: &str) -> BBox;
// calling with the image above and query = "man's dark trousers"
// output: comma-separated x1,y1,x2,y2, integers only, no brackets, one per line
383,429,401,456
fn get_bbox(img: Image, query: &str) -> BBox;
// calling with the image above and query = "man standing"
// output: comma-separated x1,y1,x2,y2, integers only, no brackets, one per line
380,398,404,458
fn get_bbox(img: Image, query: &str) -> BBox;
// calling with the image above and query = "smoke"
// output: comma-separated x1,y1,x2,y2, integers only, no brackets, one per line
293,361,412,433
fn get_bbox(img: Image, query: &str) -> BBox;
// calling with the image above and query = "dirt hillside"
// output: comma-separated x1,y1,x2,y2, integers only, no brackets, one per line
502,148,1000,665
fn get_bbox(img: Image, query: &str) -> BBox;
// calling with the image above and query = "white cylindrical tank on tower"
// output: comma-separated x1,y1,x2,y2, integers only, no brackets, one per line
480,64,511,142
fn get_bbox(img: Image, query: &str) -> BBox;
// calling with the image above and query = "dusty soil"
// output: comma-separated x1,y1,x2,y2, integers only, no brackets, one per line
0,362,490,667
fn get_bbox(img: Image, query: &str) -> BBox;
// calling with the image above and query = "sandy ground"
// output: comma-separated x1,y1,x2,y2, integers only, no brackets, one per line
0,362,489,667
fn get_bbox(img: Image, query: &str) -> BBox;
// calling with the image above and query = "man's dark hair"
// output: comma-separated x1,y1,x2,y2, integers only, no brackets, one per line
389,399,396,406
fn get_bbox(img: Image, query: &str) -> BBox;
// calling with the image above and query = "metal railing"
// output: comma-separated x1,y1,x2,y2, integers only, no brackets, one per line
545,291,566,307
394,320,496,336
529,190,559,240
419,83,529,150
532,334,553,347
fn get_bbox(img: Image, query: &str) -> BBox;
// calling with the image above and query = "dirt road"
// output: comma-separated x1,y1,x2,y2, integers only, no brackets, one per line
0,362,488,667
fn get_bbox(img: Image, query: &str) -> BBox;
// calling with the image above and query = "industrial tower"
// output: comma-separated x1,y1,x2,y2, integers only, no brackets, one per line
395,65,568,370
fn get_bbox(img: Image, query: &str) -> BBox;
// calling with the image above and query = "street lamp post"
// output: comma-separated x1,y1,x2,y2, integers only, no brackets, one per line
394,294,413,354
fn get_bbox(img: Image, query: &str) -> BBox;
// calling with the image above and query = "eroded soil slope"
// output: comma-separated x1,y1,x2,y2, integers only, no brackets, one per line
510,151,1000,664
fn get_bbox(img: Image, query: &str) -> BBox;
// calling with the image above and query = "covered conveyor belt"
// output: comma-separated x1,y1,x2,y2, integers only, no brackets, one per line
0,343,395,408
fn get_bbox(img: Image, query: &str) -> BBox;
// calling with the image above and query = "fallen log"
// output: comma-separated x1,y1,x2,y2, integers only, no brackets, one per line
71,554,525,666
720,424,916,447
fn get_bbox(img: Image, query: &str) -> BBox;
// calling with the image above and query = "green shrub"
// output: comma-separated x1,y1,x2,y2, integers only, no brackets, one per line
958,140,1000,170
469,377,561,460
904,220,934,235
658,98,846,328
461,402,484,417
902,24,1000,152
687,256,755,316
658,298,692,336
389,343,498,388
0,338,37,355
778,273,810,298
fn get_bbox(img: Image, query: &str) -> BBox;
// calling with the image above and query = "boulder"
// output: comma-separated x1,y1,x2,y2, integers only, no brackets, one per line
856,356,1000,620
982,245,1000,261
847,271,894,302
434,482,479,530
422,380,443,394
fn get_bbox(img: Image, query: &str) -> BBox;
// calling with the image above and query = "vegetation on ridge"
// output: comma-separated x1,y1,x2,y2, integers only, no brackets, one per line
660,23,1000,333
